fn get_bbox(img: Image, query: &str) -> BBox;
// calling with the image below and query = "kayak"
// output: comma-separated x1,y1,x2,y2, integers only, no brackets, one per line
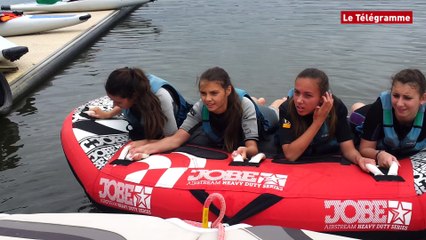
0,35,28,62
60,96,426,240
0,12,91,37
1,0,155,13
0,212,358,240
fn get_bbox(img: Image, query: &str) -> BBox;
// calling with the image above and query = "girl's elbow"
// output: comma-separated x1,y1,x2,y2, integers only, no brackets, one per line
285,154,298,162
282,149,298,161
281,144,300,162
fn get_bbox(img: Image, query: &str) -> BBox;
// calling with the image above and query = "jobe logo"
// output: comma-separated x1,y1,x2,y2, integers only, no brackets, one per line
324,200,412,230
99,178,152,214
187,169,287,190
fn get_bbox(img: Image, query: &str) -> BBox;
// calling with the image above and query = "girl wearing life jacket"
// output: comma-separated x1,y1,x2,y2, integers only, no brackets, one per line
129,66,280,160
351,69,426,169
88,67,191,146
277,68,374,172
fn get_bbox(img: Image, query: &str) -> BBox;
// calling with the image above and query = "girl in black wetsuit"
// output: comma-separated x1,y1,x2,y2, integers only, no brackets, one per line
277,68,374,172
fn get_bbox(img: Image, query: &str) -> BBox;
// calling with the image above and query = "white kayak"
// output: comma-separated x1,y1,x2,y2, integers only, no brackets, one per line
0,12,91,37
0,36,28,62
1,0,155,13
0,213,359,240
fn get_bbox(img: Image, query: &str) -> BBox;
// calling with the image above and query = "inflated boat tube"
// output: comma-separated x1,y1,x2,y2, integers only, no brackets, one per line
61,96,426,240
0,73,12,115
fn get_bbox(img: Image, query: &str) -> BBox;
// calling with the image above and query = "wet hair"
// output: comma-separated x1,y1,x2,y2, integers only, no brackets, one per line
105,67,166,139
198,67,243,152
288,68,337,138
391,69,426,96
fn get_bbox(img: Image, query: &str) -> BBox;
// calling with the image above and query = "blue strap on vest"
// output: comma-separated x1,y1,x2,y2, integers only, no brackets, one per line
122,108,139,127
148,74,168,93
235,88,273,133
287,88,294,98
379,91,425,151
148,74,192,127
122,107,146,140
201,106,223,143
201,88,272,143
122,74,192,138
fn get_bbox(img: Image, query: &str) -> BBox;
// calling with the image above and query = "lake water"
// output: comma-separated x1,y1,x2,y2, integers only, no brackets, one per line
1,0,425,217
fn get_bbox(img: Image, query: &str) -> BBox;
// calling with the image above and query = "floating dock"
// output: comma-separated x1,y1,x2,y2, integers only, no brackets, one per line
0,3,149,115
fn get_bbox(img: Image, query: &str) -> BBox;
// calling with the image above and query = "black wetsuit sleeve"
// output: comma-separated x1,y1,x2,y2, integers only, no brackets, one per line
278,100,296,145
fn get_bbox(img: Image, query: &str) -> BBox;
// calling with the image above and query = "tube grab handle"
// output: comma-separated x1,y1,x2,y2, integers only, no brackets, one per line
118,145,132,160
387,161,399,176
231,151,244,162
366,163,385,176
248,153,266,164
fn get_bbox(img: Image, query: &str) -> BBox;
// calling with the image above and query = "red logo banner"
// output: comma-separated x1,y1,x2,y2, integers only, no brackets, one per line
341,11,413,24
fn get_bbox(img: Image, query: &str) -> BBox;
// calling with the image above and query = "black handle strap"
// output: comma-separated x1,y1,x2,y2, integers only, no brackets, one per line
190,190,283,225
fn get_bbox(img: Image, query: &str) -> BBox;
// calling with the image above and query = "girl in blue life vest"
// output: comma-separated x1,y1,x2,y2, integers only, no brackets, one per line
351,69,426,169
277,68,374,172
88,67,191,147
129,66,280,160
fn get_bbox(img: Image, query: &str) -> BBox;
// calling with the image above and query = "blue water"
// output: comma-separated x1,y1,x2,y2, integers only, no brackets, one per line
1,0,425,214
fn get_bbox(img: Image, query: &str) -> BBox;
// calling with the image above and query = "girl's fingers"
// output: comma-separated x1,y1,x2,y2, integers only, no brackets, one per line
131,153,141,161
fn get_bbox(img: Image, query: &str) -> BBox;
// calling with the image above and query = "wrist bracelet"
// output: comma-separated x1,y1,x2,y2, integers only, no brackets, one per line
375,150,382,162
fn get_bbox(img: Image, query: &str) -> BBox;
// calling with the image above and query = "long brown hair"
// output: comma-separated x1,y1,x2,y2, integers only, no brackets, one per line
288,68,337,139
105,67,167,139
199,67,243,151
